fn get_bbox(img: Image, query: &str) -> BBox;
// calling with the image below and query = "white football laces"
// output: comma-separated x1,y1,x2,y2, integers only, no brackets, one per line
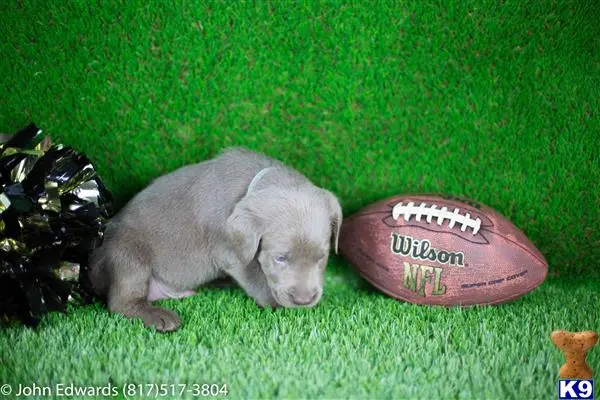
392,201,482,235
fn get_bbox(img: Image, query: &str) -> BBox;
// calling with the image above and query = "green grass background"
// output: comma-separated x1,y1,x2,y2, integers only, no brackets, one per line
1,0,599,399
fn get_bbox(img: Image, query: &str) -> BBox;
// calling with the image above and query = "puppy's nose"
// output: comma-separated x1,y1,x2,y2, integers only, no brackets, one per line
291,291,318,306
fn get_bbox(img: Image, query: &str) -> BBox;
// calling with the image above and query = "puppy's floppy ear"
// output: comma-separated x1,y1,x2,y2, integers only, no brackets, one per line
226,192,263,265
321,189,343,254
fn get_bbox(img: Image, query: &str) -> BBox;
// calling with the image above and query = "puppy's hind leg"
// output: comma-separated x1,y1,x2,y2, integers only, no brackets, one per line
106,254,182,332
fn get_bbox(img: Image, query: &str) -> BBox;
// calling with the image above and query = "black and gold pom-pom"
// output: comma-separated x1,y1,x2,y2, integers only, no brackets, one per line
0,123,114,327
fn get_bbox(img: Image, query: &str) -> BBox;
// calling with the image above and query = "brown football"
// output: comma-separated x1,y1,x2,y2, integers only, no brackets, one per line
339,194,548,306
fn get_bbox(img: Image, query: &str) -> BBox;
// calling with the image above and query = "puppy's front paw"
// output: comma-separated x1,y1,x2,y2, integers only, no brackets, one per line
255,294,280,309
140,306,182,332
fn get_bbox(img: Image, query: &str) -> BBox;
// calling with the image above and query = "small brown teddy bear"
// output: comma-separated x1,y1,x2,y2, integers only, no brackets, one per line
551,330,598,379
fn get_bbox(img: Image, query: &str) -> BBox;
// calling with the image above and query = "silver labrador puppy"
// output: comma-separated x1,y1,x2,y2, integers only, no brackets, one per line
89,147,342,332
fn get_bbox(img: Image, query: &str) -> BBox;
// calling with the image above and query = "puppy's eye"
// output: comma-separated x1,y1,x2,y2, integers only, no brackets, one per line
274,255,288,265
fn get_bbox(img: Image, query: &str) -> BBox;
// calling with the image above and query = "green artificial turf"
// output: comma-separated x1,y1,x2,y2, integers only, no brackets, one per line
1,0,599,399
1,272,599,399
